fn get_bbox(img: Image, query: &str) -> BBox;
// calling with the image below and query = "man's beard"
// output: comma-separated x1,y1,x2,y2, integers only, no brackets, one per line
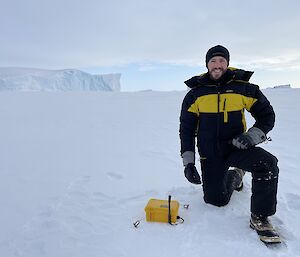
209,68,227,81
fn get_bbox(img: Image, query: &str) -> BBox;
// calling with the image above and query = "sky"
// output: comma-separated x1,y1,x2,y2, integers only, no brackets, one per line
1,0,300,91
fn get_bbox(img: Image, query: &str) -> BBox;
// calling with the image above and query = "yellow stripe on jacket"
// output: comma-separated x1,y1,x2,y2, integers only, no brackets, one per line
187,93,257,129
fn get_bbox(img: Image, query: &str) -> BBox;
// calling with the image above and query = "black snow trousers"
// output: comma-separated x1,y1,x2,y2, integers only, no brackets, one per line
200,147,279,217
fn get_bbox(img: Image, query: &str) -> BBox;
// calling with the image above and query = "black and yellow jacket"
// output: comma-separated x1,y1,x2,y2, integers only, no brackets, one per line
179,68,275,159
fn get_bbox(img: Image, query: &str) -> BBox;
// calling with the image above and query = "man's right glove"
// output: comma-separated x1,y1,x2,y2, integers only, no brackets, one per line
184,163,202,184
232,127,267,149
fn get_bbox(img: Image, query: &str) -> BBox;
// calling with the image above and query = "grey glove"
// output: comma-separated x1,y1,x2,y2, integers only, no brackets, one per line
181,151,201,184
181,151,195,166
232,127,267,149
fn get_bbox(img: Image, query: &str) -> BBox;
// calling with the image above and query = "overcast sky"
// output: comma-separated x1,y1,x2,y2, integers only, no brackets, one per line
1,0,300,91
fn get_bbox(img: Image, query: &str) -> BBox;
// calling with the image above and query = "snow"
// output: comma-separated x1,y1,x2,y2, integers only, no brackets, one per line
0,67,121,92
0,89,300,257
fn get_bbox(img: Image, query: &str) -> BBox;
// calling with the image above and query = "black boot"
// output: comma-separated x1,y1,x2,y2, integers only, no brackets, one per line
229,168,245,191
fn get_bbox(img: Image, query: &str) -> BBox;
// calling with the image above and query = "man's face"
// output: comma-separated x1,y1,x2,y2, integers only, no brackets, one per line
207,56,228,81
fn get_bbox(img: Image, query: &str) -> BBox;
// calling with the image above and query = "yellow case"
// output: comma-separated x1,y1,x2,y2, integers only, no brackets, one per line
144,198,180,223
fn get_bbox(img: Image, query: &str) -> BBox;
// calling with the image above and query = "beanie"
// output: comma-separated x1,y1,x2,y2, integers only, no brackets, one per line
205,45,230,67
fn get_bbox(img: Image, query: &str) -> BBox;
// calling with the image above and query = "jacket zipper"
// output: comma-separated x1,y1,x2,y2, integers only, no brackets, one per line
223,98,228,122
216,85,221,154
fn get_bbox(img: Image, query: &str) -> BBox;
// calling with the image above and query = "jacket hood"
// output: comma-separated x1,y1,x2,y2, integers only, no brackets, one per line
184,67,254,89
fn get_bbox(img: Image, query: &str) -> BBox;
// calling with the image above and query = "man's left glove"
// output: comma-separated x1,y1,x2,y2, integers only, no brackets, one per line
232,127,267,149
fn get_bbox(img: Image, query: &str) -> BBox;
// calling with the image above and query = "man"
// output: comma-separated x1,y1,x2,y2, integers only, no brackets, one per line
179,45,280,243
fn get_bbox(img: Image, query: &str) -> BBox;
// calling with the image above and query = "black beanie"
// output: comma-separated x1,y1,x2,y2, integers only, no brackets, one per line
205,45,230,67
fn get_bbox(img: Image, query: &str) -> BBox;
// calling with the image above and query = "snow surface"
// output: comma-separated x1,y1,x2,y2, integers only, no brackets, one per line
0,67,121,92
0,89,300,257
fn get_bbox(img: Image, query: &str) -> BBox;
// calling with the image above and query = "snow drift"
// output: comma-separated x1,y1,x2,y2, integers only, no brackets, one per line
0,67,121,91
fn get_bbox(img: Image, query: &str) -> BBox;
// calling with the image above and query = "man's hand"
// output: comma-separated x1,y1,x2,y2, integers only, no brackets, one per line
184,163,201,184
232,127,267,149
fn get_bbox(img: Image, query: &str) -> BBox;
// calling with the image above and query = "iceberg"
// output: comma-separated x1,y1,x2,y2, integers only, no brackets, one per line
0,67,121,91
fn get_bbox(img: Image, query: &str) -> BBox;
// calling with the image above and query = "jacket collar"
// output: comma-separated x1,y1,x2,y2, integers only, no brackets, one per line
184,68,254,89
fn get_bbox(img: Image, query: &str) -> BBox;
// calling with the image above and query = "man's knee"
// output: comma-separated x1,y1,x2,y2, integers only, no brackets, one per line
252,153,279,181
203,190,230,207
201,160,230,207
